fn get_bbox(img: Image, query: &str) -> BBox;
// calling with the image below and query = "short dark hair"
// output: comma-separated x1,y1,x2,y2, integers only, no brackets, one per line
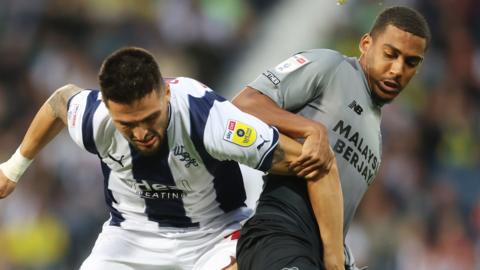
98,47,164,104
370,6,431,49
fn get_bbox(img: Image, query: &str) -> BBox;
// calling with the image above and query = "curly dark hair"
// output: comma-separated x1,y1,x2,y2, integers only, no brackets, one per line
98,47,164,104
370,6,431,49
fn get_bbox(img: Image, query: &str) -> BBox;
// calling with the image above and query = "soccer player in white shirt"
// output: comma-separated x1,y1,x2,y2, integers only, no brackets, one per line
0,47,342,270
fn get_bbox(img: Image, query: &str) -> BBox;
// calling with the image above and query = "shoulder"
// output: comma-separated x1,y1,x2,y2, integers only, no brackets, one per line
169,77,212,99
169,77,226,111
67,89,110,131
300,49,346,68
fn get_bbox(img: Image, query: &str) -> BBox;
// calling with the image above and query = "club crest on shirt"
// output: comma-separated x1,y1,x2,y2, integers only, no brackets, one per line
275,54,310,74
223,120,257,147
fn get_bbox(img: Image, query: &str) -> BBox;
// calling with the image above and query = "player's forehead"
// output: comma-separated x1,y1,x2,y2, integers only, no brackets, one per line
374,25,427,57
107,91,163,122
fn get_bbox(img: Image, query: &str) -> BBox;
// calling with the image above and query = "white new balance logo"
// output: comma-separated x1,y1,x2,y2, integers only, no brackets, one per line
281,267,299,270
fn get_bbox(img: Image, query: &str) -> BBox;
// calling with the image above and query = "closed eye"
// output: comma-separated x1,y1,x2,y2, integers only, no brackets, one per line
405,56,422,68
384,51,397,59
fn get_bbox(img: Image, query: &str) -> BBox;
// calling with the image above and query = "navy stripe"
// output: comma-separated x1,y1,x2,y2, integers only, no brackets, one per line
188,91,246,212
66,91,82,112
130,137,198,228
82,91,101,155
100,161,125,226
257,127,279,172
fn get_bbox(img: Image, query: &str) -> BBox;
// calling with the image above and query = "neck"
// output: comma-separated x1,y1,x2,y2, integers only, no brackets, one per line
358,55,385,107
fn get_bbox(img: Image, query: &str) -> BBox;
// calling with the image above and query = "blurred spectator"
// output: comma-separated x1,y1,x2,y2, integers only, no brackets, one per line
0,0,479,269
0,0,279,269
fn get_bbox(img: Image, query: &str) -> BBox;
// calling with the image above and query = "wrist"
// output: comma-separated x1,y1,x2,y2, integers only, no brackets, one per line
324,255,345,270
303,124,327,138
0,147,33,182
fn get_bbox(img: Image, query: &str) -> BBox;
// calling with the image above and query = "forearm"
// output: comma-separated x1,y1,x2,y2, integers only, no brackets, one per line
20,84,80,158
269,134,302,175
0,84,79,190
308,162,344,269
233,87,327,138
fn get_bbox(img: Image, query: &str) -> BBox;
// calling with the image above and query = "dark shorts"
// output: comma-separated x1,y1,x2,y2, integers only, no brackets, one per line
236,175,325,270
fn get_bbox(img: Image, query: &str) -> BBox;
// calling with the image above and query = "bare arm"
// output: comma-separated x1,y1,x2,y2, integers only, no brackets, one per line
269,133,302,175
0,84,81,198
233,86,344,269
233,87,334,178
307,161,344,270
21,84,81,158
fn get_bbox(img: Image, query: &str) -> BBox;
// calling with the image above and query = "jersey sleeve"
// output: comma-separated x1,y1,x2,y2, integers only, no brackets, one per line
249,49,344,111
203,95,279,172
66,90,109,155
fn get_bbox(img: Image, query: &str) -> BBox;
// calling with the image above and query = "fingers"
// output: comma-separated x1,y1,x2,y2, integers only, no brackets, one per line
0,180,16,199
290,155,333,173
293,162,329,179
290,152,335,180
290,158,319,173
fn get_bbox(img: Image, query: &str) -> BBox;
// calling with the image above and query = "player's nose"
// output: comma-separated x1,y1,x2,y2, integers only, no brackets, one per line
132,127,148,141
389,59,404,77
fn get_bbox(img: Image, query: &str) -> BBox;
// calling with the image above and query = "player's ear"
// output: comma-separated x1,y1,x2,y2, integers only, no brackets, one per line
359,33,372,55
161,83,171,100
165,83,170,97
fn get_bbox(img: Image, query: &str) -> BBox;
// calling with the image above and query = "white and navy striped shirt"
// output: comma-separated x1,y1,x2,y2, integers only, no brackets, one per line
66,77,279,232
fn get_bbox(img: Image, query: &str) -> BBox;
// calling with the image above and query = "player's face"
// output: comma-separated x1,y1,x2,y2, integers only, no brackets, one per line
107,85,170,155
359,24,427,103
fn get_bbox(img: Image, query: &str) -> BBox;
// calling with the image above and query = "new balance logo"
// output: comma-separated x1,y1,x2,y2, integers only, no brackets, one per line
348,100,363,115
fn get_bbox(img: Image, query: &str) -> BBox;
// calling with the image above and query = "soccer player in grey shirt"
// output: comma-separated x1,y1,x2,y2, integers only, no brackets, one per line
233,6,431,270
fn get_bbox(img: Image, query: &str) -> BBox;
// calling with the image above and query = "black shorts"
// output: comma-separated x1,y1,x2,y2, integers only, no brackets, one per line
236,175,325,270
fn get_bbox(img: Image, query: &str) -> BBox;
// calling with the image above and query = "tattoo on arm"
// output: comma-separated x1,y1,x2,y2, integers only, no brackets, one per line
272,145,286,166
47,84,81,124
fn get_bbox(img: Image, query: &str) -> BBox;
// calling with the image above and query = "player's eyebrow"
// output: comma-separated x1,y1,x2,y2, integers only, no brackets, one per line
384,44,424,63
116,110,161,126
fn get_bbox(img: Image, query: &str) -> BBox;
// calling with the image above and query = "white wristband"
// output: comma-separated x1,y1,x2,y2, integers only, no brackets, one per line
0,148,33,182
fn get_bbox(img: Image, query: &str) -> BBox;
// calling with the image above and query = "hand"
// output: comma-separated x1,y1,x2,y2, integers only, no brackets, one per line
326,261,346,270
0,169,17,199
324,251,346,270
289,125,334,180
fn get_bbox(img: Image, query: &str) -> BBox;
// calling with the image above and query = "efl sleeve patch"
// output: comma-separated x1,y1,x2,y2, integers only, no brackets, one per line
223,120,257,147
275,54,310,74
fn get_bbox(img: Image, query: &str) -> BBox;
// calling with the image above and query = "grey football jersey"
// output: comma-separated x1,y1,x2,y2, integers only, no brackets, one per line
249,49,382,235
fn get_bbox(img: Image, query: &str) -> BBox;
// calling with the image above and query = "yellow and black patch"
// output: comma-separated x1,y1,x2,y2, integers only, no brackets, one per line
223,120,257,147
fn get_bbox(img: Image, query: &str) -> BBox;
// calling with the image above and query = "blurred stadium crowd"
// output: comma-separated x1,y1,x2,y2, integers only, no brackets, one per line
0,0,479,269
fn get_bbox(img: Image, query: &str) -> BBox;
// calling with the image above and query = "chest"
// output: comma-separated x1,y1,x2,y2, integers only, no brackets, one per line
298,77,382,185
100,128,208,190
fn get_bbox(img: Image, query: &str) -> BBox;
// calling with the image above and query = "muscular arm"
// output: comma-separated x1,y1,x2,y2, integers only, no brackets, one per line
21,84,81,158
233,87,345,270
234,87,334,178
0,84,81,198
269,133,302,175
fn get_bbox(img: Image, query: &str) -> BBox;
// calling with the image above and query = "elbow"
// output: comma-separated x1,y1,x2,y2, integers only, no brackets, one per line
232,96,252,113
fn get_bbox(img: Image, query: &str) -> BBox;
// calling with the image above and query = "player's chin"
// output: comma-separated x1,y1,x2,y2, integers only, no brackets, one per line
134,139,162,155
373,86,399,104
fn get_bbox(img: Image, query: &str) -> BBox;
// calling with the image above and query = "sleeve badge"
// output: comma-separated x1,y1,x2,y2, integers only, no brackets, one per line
223,120,257,147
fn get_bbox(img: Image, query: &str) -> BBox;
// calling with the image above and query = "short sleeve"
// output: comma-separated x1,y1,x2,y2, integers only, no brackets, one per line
203,98,279,172
249,49,344,111
67,90,107,155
